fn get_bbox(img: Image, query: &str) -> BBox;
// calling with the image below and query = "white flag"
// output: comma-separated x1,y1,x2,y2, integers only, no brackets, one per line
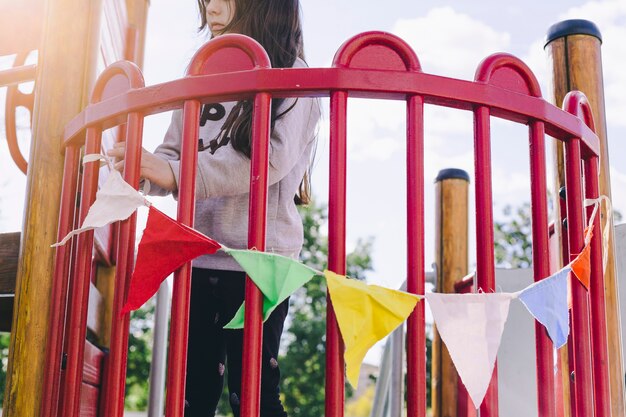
426,292,515,408
53,169,148,247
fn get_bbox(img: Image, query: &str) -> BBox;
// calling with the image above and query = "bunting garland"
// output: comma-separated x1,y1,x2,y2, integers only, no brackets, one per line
324,270,421,388
221,249,318,329
517,267,570,348
121,205,221,314
53,168,149,247
50,153,611,407
426,292,515,408
570,226,593,289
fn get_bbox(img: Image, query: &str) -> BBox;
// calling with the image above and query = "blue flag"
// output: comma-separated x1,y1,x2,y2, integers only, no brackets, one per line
518,267,570,348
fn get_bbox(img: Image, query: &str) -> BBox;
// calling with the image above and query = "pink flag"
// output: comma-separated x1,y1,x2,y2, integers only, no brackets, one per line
122,206,221,313
426,292,514,409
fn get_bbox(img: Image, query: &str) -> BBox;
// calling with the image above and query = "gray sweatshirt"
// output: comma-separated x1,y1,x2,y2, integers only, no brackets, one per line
152,60,320,271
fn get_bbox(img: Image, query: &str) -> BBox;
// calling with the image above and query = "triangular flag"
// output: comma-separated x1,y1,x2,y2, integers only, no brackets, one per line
426,292,514,408
518,267,571,348
222,249,318,329
121,206,221,313
570,226,593,289
53,169,148,247
324,270,420,388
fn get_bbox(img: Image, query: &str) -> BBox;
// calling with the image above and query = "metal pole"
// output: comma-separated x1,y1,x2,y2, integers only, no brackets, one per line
148,282,171,417
389,324,404,417
371,335,393,417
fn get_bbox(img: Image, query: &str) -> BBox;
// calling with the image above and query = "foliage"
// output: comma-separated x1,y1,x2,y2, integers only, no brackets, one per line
494,203,533,268
0,332,10,405
125,301,155,410
279,202,374,417
345,385,375,417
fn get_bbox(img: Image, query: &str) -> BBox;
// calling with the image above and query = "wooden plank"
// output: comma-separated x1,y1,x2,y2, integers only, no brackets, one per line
95,265,116,348
79,383,100,417
0,232,20,294
87,282,104,338
83,340,105,387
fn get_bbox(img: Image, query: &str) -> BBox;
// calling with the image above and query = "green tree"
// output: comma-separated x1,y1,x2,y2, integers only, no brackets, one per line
494,203,533,268
125,301,155,410
279,202,374,417
0,332,10,405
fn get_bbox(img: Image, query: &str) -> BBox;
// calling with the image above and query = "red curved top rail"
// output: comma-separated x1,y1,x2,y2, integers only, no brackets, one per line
475,53,542,97
562,90,596,132
62,32,600,156
332,31,421,71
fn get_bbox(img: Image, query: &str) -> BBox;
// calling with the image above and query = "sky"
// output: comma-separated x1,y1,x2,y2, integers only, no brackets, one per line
1,0,625,362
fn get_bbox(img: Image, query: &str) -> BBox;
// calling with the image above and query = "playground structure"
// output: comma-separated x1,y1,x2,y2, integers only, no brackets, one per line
0,2,624,417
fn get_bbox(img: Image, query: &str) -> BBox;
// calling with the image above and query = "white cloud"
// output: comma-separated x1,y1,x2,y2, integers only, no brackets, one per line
345,99,405,161
392,7,511,79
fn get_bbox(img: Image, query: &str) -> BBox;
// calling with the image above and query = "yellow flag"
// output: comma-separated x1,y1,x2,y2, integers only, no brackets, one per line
324,270,421,387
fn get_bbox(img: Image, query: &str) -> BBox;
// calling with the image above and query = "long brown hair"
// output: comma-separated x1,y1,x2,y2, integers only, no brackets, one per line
197,0,312,204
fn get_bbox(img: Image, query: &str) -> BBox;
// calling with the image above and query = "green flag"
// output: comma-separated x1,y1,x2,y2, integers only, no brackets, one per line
223,249,319,328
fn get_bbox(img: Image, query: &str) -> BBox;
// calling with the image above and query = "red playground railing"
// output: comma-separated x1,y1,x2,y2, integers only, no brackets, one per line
44,31,607,417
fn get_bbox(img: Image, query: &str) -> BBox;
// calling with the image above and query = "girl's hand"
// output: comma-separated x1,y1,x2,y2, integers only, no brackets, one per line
107,142,177,192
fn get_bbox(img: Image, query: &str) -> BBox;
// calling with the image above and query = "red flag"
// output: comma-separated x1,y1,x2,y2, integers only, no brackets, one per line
571,244,591,290
122,206,221,313
570,226,594,290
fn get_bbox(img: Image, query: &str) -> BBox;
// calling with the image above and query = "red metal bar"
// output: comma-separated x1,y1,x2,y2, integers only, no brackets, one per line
40,145,81,417
59,126,102,417
164,99,201,417
584,156,610,417
564,91,610,417
101,111,144,417
50,34,610,417
528,120,556,417
326,90,348,417
563,136,595,417
240,91,272,417
160,34,272,417
558,175,578,417
472,105,498,416
61,69,601,158
567,309,578,417
406,94,426,417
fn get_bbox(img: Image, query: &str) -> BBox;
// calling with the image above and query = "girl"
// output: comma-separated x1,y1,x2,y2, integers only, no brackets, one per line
109,1,319,416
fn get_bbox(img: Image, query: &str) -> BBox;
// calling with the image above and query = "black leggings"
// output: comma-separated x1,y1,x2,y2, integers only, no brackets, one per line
185,268,289,417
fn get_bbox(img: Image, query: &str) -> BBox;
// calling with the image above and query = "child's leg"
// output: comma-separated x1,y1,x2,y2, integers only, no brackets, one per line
226,298,290,417
184,268,228,417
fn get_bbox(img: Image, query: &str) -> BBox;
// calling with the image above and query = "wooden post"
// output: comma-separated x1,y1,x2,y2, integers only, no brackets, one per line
432,168,469,417
125,0,150,66
545,19,625,417
1,0,103,415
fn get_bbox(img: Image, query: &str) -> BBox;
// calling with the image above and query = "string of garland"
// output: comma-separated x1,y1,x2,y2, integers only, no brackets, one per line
51,155,608,408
